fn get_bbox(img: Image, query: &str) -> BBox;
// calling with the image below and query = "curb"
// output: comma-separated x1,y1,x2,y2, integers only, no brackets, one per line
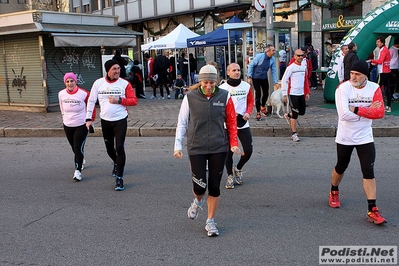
2,126,398,138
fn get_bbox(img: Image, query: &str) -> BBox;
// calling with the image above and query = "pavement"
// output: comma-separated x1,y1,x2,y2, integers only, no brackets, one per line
1,88,399,137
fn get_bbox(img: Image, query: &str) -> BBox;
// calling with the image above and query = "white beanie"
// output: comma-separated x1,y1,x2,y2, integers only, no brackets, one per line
198,65,218,82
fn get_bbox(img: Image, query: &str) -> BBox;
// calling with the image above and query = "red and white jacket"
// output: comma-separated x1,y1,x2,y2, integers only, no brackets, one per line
371,46,391,74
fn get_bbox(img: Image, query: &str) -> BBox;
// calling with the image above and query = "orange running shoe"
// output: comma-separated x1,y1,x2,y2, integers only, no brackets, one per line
367,207,387,225
329,191,341,208
256,112,261,121
260,106,268,116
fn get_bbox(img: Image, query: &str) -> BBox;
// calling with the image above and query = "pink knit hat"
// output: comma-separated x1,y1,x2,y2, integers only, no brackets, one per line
63,72,77,83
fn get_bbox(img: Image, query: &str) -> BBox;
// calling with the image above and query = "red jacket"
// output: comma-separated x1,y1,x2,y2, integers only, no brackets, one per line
371,46,391,74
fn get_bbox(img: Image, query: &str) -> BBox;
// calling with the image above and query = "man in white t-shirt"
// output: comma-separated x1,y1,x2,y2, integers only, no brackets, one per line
330,60,387,225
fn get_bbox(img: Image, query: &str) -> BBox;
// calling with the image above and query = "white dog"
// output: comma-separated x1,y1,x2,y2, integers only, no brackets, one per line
270,88,284,118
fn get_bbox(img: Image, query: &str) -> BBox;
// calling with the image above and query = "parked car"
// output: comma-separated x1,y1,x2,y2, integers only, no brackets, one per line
101,55,134,76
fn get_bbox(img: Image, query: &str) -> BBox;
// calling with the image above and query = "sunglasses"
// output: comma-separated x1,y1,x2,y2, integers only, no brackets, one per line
296,54,305,57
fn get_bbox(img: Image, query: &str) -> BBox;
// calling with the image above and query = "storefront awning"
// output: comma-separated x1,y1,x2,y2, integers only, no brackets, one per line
52,33,136,47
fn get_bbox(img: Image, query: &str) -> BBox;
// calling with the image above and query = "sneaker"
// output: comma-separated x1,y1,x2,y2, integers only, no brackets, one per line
367,207,387,225
150,95,155,99
256,112,261,121
205,220,219,237
73,170,82,181
225,174,235,189
329,191,341,208
187,198,204,219
112,163,117,177
385,106,391,113
139,94,146,99
81,159,86,170
115,177,124,191
167,95,171,99
291,133,300,142
160,97,165,100
260,106,268,116
284,113,291,126
311,87,317,90
233,166,243,185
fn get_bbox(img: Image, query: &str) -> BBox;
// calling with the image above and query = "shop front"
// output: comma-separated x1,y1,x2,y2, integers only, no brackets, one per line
0,11,140,112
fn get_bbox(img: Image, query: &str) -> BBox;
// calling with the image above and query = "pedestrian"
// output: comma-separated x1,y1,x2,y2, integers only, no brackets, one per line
178,52,189,84
306,44,319,90
330,60,387,225
173,73,187,99
189,53,198,84
112,49,127,78
343,42,359,81
131,59,146,99
279,47,287,79
85,60,138,191
281,49,311,142
144,52,157,99
173,64,240,237
247,44,279,121
389,37,399,98
219,63,254,189
154,50,171,99
58,72,96,181
336,44,348,83
368,36,391,113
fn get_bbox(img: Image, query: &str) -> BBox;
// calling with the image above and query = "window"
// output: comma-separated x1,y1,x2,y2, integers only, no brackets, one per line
0,0,9,3
18,0,26,4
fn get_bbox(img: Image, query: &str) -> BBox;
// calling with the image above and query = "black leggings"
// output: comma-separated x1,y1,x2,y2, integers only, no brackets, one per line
226,127,253,175
288,95,306,119
252,78,269,112
63,124,88,171
334,142,375,179
101,117,127,177
379,73,391,107
189,152,227,197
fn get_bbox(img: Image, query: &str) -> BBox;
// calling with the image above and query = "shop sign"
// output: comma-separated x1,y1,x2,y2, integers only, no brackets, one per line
322,15,362,30
385,21,399,31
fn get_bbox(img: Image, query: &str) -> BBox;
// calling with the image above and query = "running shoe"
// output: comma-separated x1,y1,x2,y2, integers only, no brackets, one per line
112,163,117,177
256,113,261,121
329,191,340,208
225,174,235,189
291,133,300,142
205,220,219,237
81,159,86,170
187,198,204,219
385,106,391,113
284,113,291,126
115,177,124,191
367,207,387,225
260,106,268,116
233,166,243,185
167,95,171,99
73,170,82,181
150,95,156,99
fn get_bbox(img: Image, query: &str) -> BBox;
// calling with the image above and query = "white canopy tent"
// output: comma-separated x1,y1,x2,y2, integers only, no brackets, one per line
141,24,199,50
141,24,199,85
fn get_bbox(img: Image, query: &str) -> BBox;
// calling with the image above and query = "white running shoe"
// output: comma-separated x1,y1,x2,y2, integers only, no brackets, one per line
291,133,300,142
73,170,82,181
81,159,86,170
187,198,204,219
233,166,243,185
225,174,235,189
205,220,219,237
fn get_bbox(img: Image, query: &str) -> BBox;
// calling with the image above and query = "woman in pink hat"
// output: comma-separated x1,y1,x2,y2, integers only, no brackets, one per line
58,72,96,181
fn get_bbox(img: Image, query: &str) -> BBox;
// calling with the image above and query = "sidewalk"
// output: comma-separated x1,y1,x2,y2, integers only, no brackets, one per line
1,89,399,137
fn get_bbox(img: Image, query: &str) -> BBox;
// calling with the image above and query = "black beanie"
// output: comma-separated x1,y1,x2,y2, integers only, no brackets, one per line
351,60,369,76
105,59,119,73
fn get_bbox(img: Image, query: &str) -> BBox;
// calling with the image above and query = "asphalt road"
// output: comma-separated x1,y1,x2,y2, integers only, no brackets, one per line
0,137,398,265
